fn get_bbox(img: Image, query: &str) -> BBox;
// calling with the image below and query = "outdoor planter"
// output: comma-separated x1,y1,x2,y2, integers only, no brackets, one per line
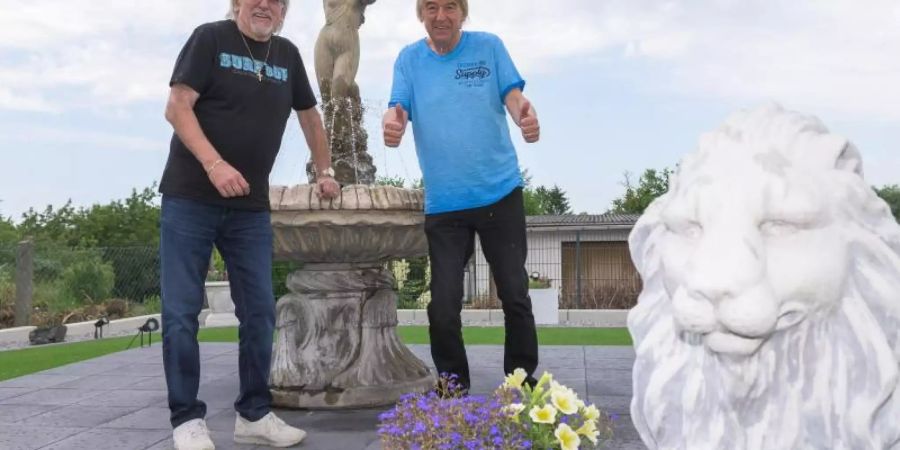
529,275,559,325
203,281,239,327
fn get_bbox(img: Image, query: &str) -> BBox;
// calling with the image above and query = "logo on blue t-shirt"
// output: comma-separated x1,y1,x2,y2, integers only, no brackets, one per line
456,60,491,87
218,52,288,82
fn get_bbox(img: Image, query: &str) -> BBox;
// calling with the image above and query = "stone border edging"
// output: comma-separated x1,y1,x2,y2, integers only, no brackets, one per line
396,309,629,327
0,310,211,351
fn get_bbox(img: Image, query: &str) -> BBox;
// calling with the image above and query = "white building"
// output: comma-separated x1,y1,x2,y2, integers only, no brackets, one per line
466,214,641,309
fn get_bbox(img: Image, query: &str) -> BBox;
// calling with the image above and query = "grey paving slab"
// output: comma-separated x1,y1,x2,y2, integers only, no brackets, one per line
203,352,239,365
55,374,152,390
76,388,168,407
124,376,169,391
0,386,35,401
589,394,633,416
98,406,172,430
296,431,380,450
0,424,86,450
0,374,82,389
1,342,645,449
0,404,56,423
587,369,634,397
584,345,636,360
587,356,636,370
144,430,259,450
20,404,141,428
102,363,166,377
40,428,170,450
0,387,104,406
38,361,126,376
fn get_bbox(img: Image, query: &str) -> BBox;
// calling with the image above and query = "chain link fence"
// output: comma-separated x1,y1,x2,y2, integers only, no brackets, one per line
0,243,162,329
1,231,641,329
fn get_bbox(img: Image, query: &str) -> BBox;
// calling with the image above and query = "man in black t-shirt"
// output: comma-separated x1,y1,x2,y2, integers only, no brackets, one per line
159,1,338,449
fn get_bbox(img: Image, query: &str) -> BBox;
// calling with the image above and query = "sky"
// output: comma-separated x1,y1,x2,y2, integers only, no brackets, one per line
0,0,898,219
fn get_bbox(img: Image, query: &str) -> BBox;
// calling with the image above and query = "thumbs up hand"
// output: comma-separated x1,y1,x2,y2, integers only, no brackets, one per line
518,100,540,143
383,103,408,148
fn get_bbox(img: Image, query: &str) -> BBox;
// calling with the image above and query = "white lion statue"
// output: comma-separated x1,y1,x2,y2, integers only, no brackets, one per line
627,104,900,449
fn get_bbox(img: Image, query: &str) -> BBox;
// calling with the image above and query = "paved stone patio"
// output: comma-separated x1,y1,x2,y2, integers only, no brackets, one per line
0,343,644,449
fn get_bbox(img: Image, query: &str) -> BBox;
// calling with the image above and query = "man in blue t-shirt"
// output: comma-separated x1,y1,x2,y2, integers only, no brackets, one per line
383,0,541,392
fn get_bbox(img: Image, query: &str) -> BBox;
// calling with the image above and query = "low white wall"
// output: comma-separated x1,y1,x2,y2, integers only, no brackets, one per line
0,310,212,351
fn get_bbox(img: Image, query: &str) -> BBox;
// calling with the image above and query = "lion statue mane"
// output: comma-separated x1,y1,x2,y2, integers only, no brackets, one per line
627,104,900,449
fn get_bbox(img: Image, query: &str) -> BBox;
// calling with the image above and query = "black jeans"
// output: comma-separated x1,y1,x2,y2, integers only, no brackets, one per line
424,187,538,389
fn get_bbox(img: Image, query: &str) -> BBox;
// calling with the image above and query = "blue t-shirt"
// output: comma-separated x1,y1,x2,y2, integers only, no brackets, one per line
389,31,525,214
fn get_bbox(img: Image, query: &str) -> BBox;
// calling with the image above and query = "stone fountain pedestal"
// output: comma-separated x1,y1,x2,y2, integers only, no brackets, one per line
268,184,434,409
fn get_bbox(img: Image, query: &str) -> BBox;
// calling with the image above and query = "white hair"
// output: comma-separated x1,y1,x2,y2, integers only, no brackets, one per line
226,0,289,34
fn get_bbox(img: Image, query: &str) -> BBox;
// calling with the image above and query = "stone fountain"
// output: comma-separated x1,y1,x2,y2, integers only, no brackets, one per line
267,0,434,409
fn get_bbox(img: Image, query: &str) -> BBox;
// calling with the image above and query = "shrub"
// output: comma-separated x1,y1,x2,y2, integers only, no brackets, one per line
104,247,160,302
61,257,115,304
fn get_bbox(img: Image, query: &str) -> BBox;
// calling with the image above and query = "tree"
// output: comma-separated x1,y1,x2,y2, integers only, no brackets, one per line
0,210,16,244
16,186,161,247
521,170,572,215
534,185,571,215
375,176,424,190
375,176,406,188
874,184,900,222
610,168,672,214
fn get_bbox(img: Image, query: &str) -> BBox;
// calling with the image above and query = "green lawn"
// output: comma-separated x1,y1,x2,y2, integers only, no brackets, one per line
0,326,632,382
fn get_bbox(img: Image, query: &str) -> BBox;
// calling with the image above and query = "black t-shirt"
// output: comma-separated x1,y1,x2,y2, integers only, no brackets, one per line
159,20,317,210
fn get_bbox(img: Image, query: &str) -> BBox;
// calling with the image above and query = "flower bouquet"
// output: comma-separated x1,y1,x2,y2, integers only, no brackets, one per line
378,370,613,449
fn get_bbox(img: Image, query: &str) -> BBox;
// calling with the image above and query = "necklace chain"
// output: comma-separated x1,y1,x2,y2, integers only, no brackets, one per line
238,29,272,82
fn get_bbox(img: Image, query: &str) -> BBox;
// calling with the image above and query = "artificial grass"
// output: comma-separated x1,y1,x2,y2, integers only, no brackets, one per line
0,326,631,381
397,326,633,346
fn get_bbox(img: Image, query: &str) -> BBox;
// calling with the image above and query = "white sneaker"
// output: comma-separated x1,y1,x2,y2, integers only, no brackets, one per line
173,418,215,450
234,412,306,447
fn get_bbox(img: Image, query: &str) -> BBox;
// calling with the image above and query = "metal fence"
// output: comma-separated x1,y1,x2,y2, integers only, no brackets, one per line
0,242,161,329
463,240,641,310
1,233,641,329
390,238,642,311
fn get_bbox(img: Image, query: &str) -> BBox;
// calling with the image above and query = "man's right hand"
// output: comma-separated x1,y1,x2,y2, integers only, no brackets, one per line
383,104,408,148
207,160,251,198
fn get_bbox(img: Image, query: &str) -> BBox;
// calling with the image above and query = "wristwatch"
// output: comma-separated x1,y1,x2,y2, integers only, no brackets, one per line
319,167,335,178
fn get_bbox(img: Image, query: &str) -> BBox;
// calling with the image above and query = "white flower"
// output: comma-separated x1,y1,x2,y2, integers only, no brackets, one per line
551,388,580,415
503,368,528,389
555,423,581,450
528,404,558,424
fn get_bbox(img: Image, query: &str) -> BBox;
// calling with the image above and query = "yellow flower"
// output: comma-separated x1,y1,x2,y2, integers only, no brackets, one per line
576,420,600,445
551,388,579,415
555,423,581,450
535,371,553,389
582,404,601,422
503,368,528,389
528,404,558,424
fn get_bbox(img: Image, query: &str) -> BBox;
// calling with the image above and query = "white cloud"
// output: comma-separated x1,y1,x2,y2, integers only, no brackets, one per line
3,124,161,153
0,0,897,122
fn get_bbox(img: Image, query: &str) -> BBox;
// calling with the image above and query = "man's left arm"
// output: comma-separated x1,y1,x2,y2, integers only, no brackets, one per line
505,88,540,143
296,107,340,198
